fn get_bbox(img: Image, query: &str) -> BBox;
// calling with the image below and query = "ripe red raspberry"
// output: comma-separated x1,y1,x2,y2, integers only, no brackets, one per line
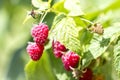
79,68,93,80
31,23,49,45
52,40,67,58
26,42,44,61
61,51,80,71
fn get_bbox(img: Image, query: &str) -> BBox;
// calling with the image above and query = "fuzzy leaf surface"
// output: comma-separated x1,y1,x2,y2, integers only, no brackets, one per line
114,40,120,75
89,24,120,59
25,52,55,80
32,0,50,10
50,13,82,54
64,0,84,16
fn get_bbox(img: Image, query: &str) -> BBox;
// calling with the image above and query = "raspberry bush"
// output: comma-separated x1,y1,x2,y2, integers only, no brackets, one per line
24,0,120,80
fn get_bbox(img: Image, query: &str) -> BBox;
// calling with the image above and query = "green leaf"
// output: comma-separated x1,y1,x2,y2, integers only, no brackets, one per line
80,0,114,14
82,51,94,68
52,0,68,14
105,0,120,12
114,40,120,75
48,0,52,4
64,0,84,16
31,0,50,10
95,9,120,28
73,17,86,27
56,73,70,80
88,35,110,59
50,13,82,54
51,13,66,27
47,48,75,80
82,0,119,20
25,52,55,80
79,29,93,45
88,24,120,59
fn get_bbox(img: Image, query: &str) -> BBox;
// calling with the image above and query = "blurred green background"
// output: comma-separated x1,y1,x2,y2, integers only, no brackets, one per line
0,0,32,80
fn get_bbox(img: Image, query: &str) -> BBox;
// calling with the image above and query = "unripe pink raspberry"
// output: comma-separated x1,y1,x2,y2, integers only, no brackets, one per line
26,42,44,61
62,51,80,71
31,23,49,45
52,40,67,58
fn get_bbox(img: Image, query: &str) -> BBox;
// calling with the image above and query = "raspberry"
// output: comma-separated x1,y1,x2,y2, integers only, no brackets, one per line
61,51,80,71
31,23,49,45
52,40,67,58
26,42,44,61
79,68,93,80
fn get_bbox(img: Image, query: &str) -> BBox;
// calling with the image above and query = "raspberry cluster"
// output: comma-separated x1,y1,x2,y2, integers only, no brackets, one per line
26,23,81,79
26,23,49,61
52,40,80,71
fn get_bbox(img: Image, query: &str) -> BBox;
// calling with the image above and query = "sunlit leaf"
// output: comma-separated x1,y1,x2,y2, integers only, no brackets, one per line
50,13,82,54
56,73,70,80
80,0,114,14
82,0,119,20
79,29,93,45
48,0,52,4
114,40,120,75
47,49,75,80
31,0,50,10
25,52,55,80
82,51,94,68
89,24,120,59
64,0,84,16
52,0,68,14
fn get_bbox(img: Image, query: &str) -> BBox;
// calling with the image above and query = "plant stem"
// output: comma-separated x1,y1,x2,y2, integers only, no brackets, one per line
40,10,48,23
80,18,94,25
